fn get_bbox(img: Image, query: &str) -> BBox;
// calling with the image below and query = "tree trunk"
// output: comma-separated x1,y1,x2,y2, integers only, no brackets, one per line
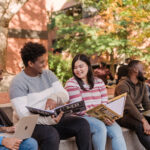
110,52,115,76
0,0,29,71
0,26,8,71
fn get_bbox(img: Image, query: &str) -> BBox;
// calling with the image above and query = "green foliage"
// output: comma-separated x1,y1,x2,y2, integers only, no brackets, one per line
82,0,106,11
82,0,150,8
48,53,72,85
48,12,139,58
48,0,150,73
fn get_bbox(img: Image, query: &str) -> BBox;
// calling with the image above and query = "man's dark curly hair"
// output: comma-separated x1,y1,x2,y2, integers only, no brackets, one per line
20,42,46,67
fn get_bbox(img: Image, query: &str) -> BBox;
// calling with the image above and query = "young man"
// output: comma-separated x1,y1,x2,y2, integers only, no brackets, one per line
0,69,38,150
115,60,150,149
9,42,92,150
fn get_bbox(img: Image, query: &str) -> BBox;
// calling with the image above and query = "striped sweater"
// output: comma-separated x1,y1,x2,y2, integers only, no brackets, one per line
65,77,108,115
9,70,69,125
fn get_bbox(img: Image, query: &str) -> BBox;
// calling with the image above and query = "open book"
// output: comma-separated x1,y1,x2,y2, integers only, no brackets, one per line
86,93,127,121
26,100,86,117
142,110,150,117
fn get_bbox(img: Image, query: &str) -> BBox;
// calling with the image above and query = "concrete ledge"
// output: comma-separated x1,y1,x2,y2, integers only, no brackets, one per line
60,128,145,150
60,138,78,150
0,103,12,107
107,128,145,150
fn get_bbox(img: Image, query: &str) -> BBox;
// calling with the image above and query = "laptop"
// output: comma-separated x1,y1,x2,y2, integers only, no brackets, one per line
0,115,38,140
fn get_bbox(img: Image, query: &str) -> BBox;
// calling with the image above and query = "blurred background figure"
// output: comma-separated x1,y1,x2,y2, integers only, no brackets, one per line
116,58,132,84
145,79,150,101
94,62,114,85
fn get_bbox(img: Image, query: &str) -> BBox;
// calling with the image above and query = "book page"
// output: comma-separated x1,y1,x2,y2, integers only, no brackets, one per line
86,104,120,121
142,110,150,117
107,97,125,116
55,101,86,115
86,93,126,121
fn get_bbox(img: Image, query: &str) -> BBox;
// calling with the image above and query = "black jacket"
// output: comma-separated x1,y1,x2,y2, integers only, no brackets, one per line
0,108,13,126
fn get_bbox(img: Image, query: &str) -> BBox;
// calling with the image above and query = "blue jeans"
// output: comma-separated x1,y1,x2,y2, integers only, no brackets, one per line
0,138,38,150
83,116,127,150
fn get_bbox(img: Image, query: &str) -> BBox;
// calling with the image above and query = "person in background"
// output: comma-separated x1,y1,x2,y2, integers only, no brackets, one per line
0,69,38,150
116,58,132,84
9,42,92,150
145,79,150,101
115,60,150,149
65,54,127,150
94,62,114,85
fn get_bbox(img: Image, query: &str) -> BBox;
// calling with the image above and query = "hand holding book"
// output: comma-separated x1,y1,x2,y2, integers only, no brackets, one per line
52,111,64,123
45,98,57,110
86,93,127,122
26,100,86,117
103,118,115,126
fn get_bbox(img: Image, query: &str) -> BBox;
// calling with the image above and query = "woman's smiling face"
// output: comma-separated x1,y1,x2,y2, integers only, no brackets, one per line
73,60,88,80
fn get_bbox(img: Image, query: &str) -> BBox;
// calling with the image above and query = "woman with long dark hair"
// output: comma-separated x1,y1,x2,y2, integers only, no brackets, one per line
65,54,127,150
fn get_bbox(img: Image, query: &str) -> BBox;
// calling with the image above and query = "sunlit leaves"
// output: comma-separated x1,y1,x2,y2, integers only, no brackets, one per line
48,53,72,84
48,0,150,64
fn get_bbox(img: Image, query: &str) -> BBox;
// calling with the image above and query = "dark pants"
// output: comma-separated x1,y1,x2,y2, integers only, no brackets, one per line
32,116,92,150
117,114,150,150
